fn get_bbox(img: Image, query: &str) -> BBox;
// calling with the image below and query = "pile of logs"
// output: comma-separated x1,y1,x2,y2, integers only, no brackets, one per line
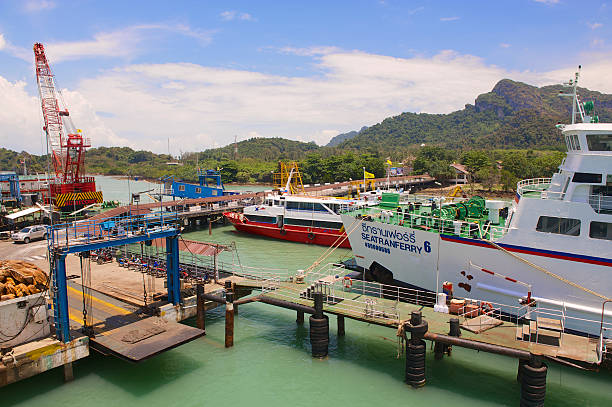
0,260,48,301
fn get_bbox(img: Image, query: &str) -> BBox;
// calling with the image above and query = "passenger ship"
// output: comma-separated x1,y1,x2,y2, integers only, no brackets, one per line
340,69,612,336
225,194,363,248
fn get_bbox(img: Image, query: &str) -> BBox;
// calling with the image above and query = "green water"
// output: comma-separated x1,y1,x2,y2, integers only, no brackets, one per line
4,226,612,406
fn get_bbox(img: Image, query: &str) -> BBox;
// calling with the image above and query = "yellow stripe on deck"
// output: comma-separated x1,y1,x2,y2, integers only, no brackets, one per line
68,285,131,315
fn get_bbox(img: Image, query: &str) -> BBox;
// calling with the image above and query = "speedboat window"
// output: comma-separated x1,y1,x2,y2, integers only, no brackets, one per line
536,216,581,236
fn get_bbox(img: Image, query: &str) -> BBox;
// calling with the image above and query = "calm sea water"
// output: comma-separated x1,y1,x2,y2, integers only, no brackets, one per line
94,175,270,205
4,178,612,406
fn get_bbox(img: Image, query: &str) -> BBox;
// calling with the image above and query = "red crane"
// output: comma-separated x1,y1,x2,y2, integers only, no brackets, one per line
34,42,102,210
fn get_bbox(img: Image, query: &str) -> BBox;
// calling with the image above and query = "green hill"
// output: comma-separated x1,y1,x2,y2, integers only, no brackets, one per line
337,79,612,151
198,137,319,161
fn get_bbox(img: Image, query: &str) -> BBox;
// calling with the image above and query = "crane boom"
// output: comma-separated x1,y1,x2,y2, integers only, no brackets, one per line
33,42,102,210
33,42,64,179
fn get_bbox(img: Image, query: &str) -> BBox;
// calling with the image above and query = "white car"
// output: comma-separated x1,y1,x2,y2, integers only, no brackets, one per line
12,225,48,244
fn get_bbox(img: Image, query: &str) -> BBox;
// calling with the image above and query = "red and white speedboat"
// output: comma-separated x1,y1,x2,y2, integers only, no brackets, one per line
224,194,364,248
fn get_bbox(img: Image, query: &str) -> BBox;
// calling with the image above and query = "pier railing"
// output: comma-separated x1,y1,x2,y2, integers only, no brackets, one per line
48,210,180,251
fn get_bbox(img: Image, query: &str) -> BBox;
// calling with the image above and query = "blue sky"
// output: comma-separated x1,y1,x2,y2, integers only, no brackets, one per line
0,0,610,154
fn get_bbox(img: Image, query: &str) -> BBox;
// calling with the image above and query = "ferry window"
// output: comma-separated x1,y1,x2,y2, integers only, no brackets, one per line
536,216,581,236
195,187,201,194
274,200,280,206
572,172,602,183
590,221,612,241
300,202,314,211
313,220,343,229
312,203,326,212
246,214,275,223
586,134,612,151
285,218,312,226
178,185,185,192
286,201,300,210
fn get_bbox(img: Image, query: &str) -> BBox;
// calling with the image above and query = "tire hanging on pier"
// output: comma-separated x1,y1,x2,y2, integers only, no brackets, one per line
405,339,426,387
520,362,547,407
309,315,329,358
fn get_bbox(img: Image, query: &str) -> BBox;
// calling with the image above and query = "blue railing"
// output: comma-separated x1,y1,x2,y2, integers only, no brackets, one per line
48,210,180,250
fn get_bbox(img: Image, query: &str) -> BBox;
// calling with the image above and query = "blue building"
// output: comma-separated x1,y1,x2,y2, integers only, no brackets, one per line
166,169,239,199
0,172,21,204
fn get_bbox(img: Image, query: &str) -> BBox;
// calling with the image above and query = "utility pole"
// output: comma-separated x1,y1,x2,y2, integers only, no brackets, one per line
233,135,238,160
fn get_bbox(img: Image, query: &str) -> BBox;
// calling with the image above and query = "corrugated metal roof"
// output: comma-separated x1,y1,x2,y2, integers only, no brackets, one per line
5,206,42,219
150,238,227,256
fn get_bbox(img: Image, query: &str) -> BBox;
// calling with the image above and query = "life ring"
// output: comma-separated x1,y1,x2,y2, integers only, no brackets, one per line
307,232,315,240
480,301,493,314
342,276,353,289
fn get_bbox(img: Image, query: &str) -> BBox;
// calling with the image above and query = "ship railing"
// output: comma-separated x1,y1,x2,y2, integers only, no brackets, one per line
598,300,612,364
588,194,612,214
516,178,552,196
344,205,511,240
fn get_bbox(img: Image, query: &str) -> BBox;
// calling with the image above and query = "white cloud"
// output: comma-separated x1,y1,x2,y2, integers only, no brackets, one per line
440,16,460,22
533,0,559,4
587,22,603,29
4,47,612,154
39,24,213,63
220,11,255,21
0,34,6,50
24,0,56,12
499,43,511,48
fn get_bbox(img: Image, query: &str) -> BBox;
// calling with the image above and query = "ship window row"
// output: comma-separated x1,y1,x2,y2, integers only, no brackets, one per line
536,216,581,236
565,134,580,151
590,221,612,241
286,201,329,212
284,218,343,229
586,134,612,152
245,214,276,223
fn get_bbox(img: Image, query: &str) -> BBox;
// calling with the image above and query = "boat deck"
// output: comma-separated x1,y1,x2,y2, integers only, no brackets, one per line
347,200,509,240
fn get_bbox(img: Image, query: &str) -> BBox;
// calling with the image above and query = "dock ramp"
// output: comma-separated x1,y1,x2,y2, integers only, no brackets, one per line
89,316,203,362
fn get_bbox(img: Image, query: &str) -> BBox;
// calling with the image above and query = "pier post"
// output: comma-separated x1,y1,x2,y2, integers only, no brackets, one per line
309,291,329,358
519,355,547,407
296,310,304,325
196,283,206,333
63,362,74,382
337,315,345,336
405,311,428,388
225,292,234,348
209,218,212,235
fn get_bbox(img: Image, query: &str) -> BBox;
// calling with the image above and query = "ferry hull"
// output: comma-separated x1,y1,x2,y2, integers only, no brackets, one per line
225,212,351,248
341,214,612,336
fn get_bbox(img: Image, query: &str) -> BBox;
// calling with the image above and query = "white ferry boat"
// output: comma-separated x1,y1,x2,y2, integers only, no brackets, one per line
225,194,364,248
340,69,612,336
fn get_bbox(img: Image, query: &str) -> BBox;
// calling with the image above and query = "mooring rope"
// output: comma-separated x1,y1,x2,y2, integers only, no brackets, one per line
484,238,610,301
303,216,364,274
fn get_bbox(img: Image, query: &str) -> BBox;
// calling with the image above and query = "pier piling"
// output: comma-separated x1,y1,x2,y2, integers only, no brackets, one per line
337,315,345,336
196,284,206,333
296,310,304,325
405,311,428,388
63,362,74,382
309,292,329,358
225,292,234,348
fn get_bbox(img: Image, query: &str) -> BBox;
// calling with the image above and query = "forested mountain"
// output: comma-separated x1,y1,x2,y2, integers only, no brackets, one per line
337,80,612,152
1,78,610,187
326,126,368,147
198,137,318,161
